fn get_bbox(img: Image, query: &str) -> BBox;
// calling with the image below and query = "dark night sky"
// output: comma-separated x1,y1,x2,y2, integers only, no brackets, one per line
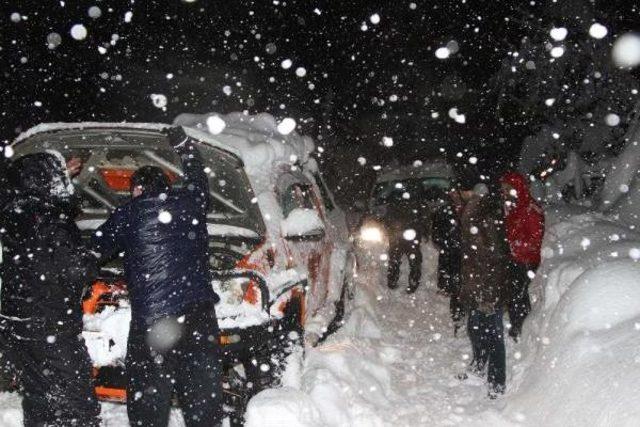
1,0,638,200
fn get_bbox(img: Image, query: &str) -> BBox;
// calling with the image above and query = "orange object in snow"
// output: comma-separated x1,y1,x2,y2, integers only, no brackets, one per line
83,281,112,314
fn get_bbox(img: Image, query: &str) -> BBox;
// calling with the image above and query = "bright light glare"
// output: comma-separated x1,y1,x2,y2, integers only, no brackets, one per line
360,226,384,243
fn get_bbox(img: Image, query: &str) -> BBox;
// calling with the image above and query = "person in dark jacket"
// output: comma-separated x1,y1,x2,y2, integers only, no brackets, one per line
0,151,100,426
382,196,429,293
91,127,222,427
431,192,464,330
500,171,545,341
455,174,511,398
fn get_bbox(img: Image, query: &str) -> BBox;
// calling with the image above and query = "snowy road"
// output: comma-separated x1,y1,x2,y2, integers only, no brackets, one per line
245,243,514,427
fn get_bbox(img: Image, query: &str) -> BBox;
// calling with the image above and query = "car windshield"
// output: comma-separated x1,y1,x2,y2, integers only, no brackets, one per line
14,129,265,238
372,177,451,206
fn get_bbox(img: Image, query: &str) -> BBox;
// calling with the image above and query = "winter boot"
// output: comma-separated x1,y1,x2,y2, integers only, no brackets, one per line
457,360,487,381
487,383,505,399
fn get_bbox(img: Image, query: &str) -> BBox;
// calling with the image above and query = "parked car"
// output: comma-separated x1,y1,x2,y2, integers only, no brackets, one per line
354,160,454,266
6,112,355,423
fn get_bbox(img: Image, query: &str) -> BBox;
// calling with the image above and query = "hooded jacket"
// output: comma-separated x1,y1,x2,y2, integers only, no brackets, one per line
91,138,219,326
0,152,96,337
500,171,545,266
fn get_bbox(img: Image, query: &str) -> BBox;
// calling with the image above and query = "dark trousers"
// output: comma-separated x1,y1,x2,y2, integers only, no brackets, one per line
507,262,534,339
126,303,223,427
387,240,422,290
19,333,100,427
436,249,461,295
436,248,464,325
468,310,506,393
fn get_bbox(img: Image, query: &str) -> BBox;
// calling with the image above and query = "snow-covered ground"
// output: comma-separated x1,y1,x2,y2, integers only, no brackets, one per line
245,242,514,426
245,205,640,427
1,204,640,426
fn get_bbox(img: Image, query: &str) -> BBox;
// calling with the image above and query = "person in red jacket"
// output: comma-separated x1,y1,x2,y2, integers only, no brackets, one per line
500,171,545,341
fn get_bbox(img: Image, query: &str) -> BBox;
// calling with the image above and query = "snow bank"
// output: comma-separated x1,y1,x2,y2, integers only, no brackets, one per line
245,243,441,427
497,206,640,426
245,278,394,427
0,393,22,426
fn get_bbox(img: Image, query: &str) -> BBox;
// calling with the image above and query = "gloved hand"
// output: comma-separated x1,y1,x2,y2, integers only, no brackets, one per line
164,126,189,148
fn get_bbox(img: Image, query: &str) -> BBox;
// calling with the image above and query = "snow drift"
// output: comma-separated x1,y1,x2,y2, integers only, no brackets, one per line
497,207,640,426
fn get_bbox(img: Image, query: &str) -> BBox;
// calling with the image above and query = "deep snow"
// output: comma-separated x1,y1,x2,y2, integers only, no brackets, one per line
245,241,516,426
245,205,640,427
1,205,640,426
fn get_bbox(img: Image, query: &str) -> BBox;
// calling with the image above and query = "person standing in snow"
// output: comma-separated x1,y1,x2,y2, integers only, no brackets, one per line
383,195,429,293
455,168,511,398
91,127,222,427
500,171,545,341
0,152,101,426
431,191,464,331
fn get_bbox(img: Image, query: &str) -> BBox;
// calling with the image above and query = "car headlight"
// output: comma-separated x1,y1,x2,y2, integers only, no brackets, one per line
360,225,384,243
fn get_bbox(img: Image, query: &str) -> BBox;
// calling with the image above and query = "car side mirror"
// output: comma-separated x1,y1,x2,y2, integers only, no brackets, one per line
282,208,326,242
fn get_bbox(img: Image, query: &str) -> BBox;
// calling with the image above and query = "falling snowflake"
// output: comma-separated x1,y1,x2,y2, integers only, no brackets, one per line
550,27,568,41
158,210,172,224
47,33,62,49
403,229,417,241
70,24,88,40
281,59,293,69
612,33,640,68
605,113,621,126
435,47,450,59
150,94,167,109
277,118,296,135
88,6,102,19
550,46,565,58
206,115,226,135
589,23,608,39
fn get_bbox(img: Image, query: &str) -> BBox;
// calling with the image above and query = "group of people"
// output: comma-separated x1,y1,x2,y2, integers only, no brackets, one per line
382,165,544,398
0,128,223,426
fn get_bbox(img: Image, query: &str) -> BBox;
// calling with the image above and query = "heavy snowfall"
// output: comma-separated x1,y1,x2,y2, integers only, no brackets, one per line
2,1,640,427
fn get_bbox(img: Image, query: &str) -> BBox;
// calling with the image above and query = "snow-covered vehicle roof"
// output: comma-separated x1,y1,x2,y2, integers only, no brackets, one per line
174,112,315,177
